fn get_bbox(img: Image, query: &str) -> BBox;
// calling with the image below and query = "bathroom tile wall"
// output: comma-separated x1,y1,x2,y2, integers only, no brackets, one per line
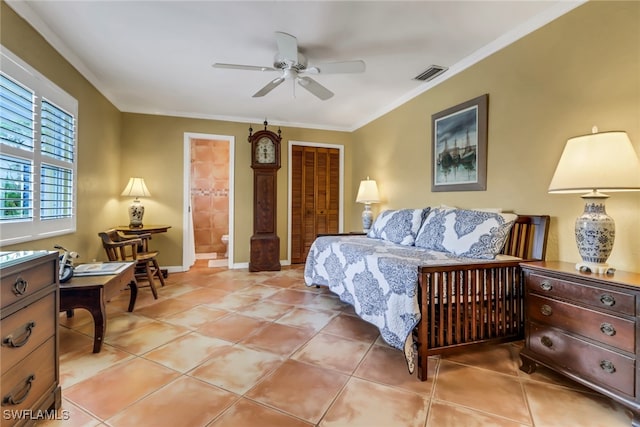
191,139,229,256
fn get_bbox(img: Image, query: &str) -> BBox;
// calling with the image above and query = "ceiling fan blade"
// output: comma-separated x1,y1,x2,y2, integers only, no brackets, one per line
297,76,334,100
306,60,366,74
213,63,276,72
252,77,285,98
274,31,298,63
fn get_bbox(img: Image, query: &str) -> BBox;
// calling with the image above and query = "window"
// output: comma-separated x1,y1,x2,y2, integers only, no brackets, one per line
1,47,78,245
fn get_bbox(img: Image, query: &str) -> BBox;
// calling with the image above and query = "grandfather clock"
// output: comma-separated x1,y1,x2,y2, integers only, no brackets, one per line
248,121,282,271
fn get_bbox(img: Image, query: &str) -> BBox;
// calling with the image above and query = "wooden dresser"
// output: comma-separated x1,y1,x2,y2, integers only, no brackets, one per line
1,251,61,426
520,261,640,426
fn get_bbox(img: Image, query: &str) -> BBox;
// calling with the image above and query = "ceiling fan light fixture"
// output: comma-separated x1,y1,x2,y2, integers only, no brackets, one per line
283,68,297,80
413,65,448,81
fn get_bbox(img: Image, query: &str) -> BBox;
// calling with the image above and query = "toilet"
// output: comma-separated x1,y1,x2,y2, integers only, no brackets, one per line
221,234,229,258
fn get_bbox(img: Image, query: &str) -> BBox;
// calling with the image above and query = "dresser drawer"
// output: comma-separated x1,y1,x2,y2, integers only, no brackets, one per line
528,322,635,396
527,273,635,316
1,260,56,311
1,337,56,416
1,292,56,373
527,293,635,353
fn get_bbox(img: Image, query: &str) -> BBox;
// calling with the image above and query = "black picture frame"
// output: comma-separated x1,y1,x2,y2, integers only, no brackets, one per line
431,94,488,192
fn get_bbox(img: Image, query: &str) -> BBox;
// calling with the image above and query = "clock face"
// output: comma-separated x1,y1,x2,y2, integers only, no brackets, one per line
256,137,276,164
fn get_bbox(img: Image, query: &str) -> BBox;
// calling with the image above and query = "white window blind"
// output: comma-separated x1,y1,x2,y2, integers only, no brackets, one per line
0,46,78,245
0,73,34,150
0,154,33,221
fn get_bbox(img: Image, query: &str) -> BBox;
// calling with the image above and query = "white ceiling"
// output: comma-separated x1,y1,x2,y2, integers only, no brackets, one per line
6,1,584,132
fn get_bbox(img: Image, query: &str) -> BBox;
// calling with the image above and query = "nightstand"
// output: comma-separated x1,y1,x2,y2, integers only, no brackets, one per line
519,261,640,426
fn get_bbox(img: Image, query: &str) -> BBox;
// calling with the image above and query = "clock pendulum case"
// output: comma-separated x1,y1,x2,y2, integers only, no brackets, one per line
248,121,282,272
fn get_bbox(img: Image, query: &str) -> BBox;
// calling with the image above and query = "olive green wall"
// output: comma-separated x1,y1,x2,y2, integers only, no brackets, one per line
119,113,352,267
352,1,640,272
1,2,123,262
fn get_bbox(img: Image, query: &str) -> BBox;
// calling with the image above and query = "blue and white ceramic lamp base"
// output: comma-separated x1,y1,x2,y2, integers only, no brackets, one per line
575,193,615,275
361,204,373,233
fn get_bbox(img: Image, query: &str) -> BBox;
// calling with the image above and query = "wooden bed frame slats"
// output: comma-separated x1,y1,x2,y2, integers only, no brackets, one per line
501,214,549,260
420,264,523,347
414,214,550,381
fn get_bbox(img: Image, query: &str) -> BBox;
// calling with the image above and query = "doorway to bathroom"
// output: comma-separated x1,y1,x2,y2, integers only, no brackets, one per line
183,133,235,270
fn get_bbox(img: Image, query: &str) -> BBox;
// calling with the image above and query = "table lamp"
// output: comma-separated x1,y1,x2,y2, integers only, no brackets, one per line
356,177,380,233
121,177,151,228
548,127,640,274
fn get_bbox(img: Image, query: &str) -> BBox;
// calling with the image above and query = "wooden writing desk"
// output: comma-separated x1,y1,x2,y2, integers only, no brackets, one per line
59,262,137,353
114,224,171,235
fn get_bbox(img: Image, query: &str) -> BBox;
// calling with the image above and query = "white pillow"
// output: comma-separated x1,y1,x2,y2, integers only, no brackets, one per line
414,207,517,259
367,208,430,245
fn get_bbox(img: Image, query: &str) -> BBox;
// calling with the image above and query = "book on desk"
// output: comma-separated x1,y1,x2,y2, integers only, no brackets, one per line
73,262,132,276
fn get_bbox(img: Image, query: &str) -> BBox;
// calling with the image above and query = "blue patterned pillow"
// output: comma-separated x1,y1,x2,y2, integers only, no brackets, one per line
367,208,429,245
414,208,517,259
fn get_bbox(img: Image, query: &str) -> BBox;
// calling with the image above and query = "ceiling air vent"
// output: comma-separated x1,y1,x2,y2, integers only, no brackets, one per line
413,65,448,82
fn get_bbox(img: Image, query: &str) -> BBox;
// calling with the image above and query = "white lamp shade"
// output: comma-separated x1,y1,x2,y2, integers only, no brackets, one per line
356,179,380,203
121,177,151,198
548,131,640,193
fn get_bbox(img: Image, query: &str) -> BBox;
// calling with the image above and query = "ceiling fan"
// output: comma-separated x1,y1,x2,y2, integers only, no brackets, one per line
213,31,365,101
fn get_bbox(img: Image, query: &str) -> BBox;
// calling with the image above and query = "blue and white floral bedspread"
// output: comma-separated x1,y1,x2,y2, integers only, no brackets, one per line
303,235,493,372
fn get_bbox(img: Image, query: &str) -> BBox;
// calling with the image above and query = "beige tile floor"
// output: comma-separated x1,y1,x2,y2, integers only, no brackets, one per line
40,262,633,427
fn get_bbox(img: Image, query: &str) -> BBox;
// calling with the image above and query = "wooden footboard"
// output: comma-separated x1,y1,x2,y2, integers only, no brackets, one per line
416,261,524,380
414,214,549,381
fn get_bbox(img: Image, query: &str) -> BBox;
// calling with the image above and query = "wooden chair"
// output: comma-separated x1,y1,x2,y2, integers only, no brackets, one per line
98,230,165,299
115,230,166,285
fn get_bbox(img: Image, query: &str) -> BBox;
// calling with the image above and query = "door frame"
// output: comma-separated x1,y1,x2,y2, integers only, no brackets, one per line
183,132,235,271
287,140,344,264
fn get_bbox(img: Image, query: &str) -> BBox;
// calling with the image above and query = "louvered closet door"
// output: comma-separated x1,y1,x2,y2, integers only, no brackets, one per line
291,145,340,264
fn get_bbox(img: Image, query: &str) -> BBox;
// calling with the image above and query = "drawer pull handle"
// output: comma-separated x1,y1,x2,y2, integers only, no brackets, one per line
600,322,616,337
2,321,36,348
540,281,553,291
600,294,616,307
12,277,28,296
2,374,35,406
540,304,553,316
541,336,553,348
600,360,616,374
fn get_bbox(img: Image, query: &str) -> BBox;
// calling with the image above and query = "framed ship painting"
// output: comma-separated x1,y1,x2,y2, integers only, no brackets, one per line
431,94,488,192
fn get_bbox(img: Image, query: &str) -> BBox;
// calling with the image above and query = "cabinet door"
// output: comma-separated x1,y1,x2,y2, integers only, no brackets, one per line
291,146,340,264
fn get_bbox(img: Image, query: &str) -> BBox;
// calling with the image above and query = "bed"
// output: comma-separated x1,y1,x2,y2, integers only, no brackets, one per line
304,207,550,380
